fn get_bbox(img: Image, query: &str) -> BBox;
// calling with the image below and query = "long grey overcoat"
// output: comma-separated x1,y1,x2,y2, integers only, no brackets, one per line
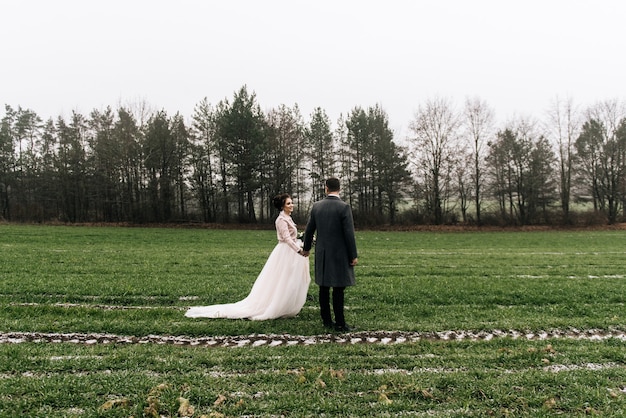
303,195,358,287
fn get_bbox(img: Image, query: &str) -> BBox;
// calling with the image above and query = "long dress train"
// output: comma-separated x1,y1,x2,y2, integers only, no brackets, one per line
185,212,310,320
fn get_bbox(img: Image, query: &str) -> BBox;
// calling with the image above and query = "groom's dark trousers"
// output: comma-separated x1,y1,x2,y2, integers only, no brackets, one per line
319,286,345,326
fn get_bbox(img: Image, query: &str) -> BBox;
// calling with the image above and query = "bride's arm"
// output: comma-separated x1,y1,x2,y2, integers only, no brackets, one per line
276,218,302,253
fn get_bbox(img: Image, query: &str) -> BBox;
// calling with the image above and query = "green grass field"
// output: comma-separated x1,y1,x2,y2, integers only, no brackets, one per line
1,224,625,417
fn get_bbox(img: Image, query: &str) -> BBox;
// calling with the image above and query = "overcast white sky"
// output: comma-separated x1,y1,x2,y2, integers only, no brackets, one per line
2,0,625,137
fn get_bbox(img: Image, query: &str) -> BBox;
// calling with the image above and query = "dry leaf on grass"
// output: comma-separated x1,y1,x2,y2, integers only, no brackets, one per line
378,392,393,405
544,397,557,409
148,383,169,395
99,398,129,411
330,368,345,379
420,389,434,399
177,397,195,417
377,385,393,405
143,399,159,418
213,394,227,406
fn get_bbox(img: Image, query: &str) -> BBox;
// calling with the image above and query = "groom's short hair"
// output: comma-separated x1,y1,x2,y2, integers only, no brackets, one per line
325,177,340,192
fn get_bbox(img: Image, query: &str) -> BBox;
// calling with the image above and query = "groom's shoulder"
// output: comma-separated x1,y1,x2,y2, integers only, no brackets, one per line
319,197,340,205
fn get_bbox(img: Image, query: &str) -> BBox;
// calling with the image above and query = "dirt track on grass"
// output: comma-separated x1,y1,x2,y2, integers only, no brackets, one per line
2,328,625,348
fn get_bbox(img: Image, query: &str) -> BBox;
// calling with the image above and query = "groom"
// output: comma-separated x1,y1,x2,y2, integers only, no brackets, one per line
302,177,358,332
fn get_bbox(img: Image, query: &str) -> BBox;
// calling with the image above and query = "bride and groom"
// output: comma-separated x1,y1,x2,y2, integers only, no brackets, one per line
185,177,359,332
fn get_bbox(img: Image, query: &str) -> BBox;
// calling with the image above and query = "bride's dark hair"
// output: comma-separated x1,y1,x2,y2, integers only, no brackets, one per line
273,193,290,210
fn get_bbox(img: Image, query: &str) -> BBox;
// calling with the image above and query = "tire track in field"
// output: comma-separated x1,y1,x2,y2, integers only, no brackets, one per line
1,328,625,347
5,302,626,347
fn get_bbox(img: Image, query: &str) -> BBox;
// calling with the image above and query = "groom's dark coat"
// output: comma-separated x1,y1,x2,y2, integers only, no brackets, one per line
303,195,358,287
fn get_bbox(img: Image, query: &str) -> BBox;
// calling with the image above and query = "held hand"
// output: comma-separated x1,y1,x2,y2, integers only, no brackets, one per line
350,258,358,266
301,250,310,257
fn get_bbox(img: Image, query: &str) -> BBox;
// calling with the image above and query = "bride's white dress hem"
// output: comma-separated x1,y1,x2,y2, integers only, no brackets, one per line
185,238,310,320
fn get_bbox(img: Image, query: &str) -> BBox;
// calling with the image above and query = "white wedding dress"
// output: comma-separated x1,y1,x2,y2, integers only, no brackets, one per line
185,211,311,320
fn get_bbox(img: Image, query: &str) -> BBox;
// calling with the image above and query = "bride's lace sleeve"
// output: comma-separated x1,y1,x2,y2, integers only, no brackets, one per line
276,218,301,253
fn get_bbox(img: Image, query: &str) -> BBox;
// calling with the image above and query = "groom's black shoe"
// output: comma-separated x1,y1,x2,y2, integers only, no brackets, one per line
323,322,335,330
334,324,356,333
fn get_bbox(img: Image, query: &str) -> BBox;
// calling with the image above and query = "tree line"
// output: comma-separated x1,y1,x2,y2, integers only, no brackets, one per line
1,86,625,226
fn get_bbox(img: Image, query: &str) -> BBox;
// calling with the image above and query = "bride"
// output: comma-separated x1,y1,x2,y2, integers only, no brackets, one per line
185,193,311,320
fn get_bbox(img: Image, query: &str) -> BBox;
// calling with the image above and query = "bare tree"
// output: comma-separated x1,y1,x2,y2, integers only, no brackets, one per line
487,118,556,225
455,150,472,223
409,97,461,224
463,97,494,225
576,100,626,224
546,96,580,223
